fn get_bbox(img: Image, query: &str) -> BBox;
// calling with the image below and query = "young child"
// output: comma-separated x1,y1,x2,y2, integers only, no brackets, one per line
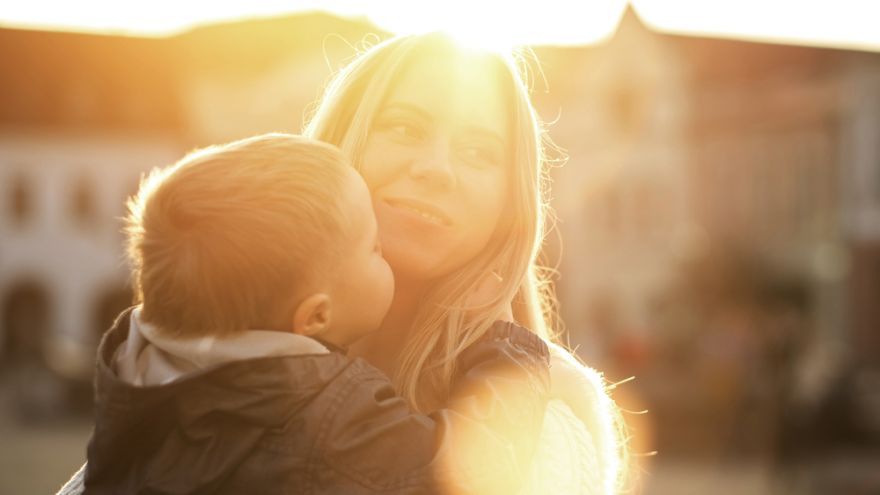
77,134,550,494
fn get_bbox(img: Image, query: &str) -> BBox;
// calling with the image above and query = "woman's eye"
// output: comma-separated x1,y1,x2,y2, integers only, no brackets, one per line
387,122,424,141
460,145,500,167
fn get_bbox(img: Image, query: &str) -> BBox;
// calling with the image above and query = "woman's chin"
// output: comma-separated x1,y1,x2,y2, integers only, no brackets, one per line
384,250,442,284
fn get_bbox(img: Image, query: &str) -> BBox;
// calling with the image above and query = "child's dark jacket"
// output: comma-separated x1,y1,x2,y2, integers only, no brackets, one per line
83,309,550,494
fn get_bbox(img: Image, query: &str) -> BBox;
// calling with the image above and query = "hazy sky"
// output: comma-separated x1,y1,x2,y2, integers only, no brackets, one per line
1,0,878,51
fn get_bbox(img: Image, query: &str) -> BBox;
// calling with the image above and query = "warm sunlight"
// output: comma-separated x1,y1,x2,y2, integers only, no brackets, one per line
0,0,352,36
633,0,880,51
0,0,627,46
3,0,880,52
368,0,628,50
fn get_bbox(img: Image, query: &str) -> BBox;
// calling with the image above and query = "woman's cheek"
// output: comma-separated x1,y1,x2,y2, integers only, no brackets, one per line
359,137,407,189
467,168,508,218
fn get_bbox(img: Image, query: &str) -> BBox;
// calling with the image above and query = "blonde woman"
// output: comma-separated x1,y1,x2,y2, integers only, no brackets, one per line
57,33,624,495
305,33,624,494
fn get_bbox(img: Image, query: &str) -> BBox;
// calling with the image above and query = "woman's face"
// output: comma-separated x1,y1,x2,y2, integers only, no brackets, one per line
360,55,511,283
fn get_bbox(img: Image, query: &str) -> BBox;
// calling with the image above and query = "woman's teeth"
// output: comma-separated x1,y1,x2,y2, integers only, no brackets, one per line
397,204,446,225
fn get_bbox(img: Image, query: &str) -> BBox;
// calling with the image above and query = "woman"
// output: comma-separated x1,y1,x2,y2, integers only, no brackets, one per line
304,33,624,493
58,33,624,495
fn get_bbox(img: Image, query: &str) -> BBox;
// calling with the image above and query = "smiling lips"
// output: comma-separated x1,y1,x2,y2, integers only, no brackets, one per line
384,198,453,226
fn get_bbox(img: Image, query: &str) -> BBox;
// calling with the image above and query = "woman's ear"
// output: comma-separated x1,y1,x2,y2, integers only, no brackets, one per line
292,293,332,337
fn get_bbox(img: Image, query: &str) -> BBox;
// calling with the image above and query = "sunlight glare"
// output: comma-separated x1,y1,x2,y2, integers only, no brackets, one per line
0,0,360,36
0,0,628,45
2,0,880,53
633,0,880,52
368,1,628,51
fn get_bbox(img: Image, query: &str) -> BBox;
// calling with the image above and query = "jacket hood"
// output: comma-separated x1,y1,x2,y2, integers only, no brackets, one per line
114,306,330,387
85,308,353,493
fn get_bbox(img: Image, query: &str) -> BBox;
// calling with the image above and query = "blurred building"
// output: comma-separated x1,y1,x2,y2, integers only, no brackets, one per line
533,8,692,362
0,29,184,389
532,8,880,463
0,11,877,466
535,6,880,360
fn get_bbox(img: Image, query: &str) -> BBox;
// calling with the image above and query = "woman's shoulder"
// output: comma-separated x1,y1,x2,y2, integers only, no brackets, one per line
535,342,622,495
547,342,615,415
525,400,606,495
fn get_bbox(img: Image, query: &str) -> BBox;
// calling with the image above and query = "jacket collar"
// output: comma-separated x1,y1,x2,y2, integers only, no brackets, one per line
113,306,330,387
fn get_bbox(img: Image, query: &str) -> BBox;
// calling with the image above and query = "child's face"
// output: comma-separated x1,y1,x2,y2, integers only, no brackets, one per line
323,168,395,345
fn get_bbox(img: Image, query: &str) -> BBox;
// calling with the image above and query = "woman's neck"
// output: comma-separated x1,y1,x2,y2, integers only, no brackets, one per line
347,279,426,378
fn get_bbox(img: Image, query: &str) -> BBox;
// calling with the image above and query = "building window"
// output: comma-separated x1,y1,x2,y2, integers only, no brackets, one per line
610,86,645,136
9,173,33,227
70,176,97,229
1,280,50,362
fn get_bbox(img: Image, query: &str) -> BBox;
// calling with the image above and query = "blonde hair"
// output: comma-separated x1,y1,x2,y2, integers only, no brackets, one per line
305,34,557,408
305,34,629,492
126,133,350,338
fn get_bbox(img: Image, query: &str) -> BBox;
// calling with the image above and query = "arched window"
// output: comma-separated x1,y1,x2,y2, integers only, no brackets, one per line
1,280,51,364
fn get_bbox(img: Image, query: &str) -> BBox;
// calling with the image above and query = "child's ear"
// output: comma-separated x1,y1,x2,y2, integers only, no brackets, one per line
292,293,332,337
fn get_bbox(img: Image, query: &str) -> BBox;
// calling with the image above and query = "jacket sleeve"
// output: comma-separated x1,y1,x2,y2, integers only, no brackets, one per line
317,321,550,494
441,321,551,483
54,462,86,495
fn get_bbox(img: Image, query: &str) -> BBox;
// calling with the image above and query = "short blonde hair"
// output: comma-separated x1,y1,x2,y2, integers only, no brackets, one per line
126,133,350,338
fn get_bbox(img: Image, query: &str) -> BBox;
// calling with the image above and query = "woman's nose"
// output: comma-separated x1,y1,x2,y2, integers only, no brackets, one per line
408,140,456,190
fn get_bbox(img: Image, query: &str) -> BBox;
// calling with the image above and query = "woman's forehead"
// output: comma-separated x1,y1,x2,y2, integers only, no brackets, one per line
381,55,510,139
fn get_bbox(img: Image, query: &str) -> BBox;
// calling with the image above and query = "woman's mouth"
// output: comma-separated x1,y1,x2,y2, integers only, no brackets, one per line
384,198,452,227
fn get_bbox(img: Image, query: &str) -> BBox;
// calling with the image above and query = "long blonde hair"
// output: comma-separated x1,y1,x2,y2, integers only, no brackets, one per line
305,34,629,492
305,33,557,411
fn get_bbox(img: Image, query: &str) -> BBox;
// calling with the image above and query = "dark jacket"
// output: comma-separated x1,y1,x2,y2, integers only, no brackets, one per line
83,310,550,494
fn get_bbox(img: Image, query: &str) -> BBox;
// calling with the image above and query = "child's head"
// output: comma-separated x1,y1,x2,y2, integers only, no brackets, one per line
125,133,394,347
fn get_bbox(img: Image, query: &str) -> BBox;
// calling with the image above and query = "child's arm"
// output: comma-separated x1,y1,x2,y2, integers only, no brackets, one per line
319,320,550,494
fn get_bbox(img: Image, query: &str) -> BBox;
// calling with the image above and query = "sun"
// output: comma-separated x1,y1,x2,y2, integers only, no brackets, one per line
367,1,629,51
0,0,628,44
2,0,879,53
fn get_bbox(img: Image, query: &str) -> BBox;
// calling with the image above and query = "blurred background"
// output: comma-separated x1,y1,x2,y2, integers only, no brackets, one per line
0,1,878,493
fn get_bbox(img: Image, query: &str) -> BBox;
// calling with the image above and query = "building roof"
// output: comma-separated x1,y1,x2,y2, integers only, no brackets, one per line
0,28,183,131
1,8,874,132
0,12,383,132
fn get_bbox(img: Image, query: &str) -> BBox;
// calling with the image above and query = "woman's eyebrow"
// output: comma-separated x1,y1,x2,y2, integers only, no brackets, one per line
379,102,432,120
380,102,505,146
461,126,505,147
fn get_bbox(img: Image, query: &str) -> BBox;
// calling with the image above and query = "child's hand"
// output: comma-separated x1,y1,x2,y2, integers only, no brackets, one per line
467,270,515,323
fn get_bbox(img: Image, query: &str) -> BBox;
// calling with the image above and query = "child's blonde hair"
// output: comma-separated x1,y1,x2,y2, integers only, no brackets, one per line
125,133,350,338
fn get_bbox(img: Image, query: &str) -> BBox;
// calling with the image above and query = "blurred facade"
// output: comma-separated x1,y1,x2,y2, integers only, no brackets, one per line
536,4,880,457
1,8,878,493
0,28,184,415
